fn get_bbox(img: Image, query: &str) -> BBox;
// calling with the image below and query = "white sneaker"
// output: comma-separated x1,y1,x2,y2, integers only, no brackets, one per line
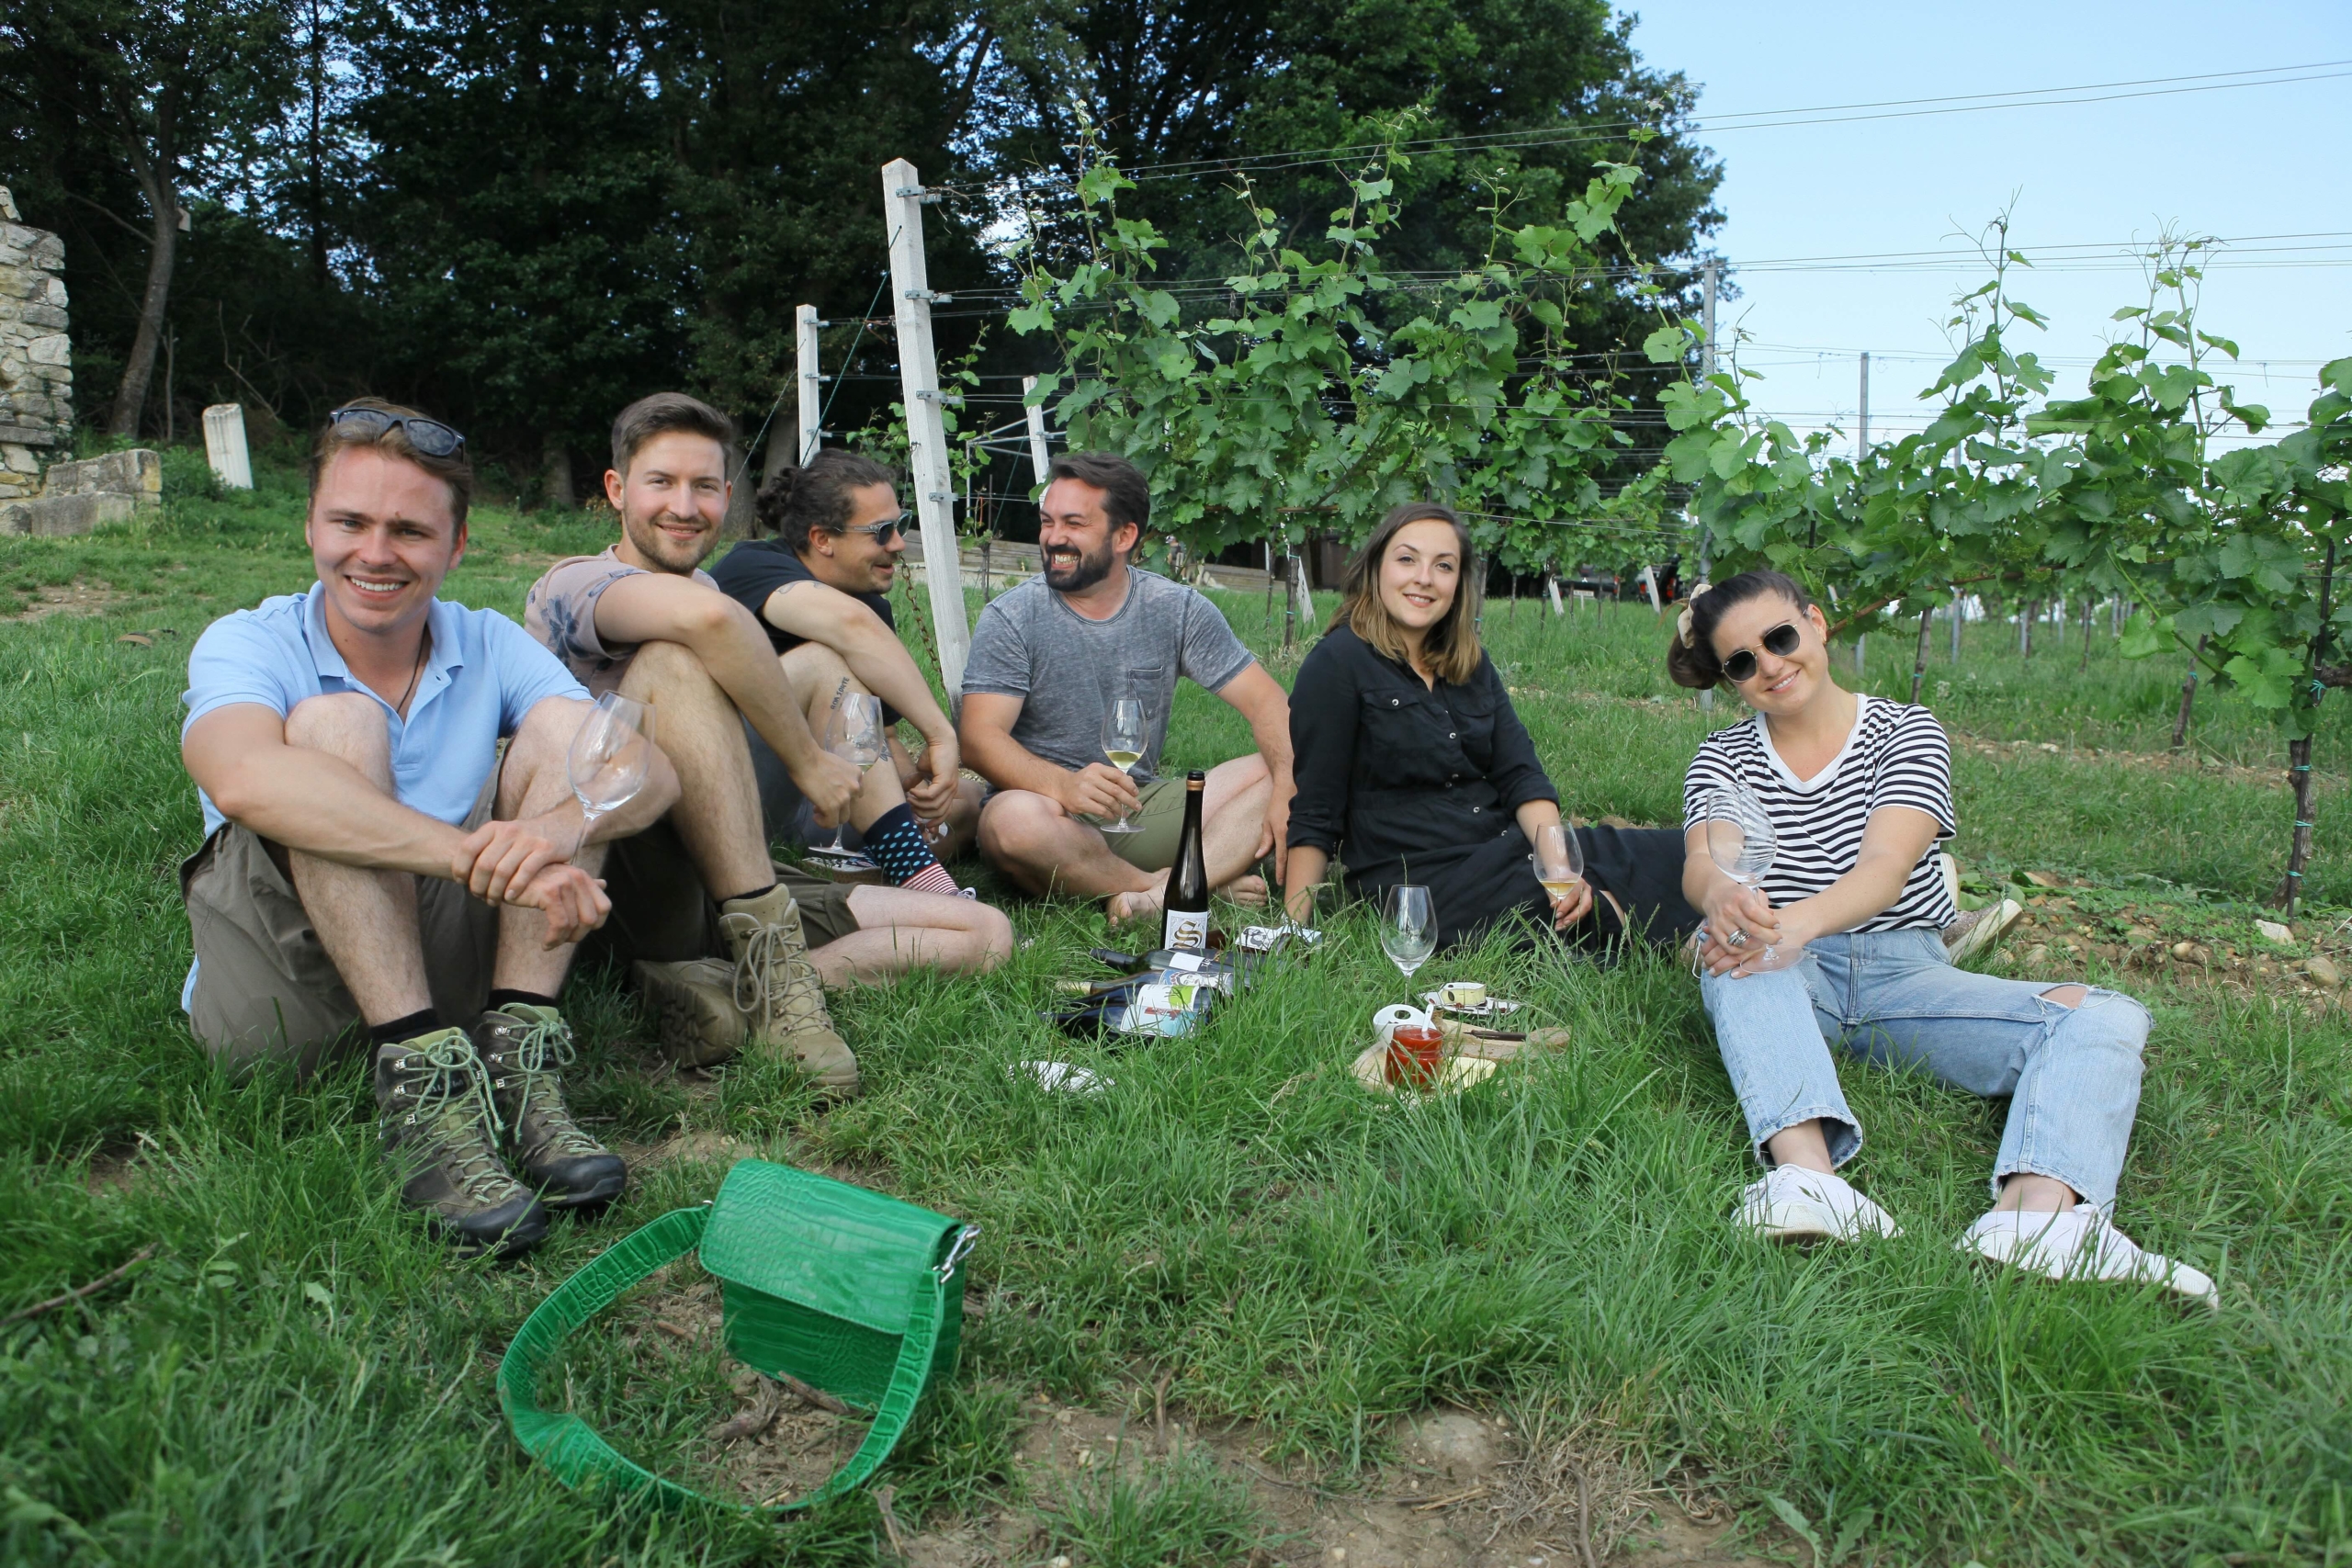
1943,898,2025,965
1736,1166,1903,1243
1959,1205,2218,1306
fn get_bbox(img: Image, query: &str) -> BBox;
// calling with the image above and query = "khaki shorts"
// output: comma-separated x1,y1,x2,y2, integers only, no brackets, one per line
1087,775,1189,872
181,769,503,1082
589,814,861,966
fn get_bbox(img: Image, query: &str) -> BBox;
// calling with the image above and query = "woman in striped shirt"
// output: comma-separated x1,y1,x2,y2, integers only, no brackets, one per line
1672,570,2212,1303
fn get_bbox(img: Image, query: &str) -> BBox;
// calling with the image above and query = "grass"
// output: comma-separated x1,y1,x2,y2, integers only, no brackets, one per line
2,453,2350,1565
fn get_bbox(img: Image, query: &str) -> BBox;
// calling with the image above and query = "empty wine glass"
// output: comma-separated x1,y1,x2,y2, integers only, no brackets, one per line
568,693,657,840
1701,783,1786,969
1532,822,1586,908
1099,696,1147,835
1380,885,1437,980
812,694,885,858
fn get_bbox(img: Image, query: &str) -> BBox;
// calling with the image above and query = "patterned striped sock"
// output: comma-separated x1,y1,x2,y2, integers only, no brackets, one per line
863,804,956,894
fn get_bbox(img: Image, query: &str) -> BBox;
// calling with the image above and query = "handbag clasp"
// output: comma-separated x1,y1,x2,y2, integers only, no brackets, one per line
935,1224,981,1280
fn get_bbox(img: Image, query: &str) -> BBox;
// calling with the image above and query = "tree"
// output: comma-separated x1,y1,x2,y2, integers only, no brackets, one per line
0,0,294,438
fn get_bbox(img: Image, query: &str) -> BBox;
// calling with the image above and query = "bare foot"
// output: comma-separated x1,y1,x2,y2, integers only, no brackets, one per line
1215,874,1269,907
1106,874,1170,927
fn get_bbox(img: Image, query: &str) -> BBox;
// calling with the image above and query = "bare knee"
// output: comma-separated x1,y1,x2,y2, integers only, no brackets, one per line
978,790,1060,863
2040,984,2089,1009
970,902,1015,969
620,637,716,696
500,694,593,811
782,641,859,710
285,693,390,772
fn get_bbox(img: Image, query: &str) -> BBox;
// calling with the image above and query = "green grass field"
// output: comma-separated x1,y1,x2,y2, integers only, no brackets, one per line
4,455,2350,1566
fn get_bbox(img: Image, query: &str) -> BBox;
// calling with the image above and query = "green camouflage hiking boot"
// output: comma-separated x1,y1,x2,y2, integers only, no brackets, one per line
373,1027,548,1258
718,884,859,1096
632,957,749,1068
473,1004,628,1210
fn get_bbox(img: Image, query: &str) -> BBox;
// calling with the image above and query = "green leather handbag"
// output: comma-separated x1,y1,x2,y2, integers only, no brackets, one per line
498,1158,980,1511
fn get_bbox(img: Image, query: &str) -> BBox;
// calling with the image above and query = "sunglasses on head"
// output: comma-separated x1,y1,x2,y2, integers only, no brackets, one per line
1720,621,1804,683
837,511,908,543
330,406,467,457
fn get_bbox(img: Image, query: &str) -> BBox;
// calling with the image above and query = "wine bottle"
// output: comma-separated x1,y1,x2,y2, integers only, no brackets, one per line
1160,770,1211,952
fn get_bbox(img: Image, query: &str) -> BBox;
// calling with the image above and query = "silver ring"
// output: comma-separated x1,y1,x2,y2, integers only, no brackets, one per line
1726,928,1749,946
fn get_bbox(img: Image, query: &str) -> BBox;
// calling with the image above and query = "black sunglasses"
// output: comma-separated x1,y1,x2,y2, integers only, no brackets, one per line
1721,621,1804,683
329,406,467,457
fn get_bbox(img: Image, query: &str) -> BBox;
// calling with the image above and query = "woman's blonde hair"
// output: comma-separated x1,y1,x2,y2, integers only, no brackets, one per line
1329,502,1484,684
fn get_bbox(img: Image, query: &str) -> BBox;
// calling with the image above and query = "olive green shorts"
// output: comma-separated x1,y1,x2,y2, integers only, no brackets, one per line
1085,775,1190,873
180,767,503,1082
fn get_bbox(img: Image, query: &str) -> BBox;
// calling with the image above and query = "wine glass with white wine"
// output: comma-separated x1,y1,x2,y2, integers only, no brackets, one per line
1532,822,1586,911
1098,696,1147,835
567,693,657,840
1380,885,1437,981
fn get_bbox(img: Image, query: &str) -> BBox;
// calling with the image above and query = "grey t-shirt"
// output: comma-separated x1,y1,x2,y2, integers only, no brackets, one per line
960,568,1256,782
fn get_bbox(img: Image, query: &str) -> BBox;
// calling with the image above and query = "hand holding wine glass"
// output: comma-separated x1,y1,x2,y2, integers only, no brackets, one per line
1699,784,1794,975
1380,885,1437,981
1098,697,1147,835
1532,822,1591,928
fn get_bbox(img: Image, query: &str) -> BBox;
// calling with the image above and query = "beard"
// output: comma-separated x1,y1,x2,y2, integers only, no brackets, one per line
1042,537,1117,593
623,509,712,574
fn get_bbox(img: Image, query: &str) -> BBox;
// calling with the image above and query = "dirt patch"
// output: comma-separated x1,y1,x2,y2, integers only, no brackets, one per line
6,579,130,621
613,1126,745,1172
1986,884,2352,1010
83,1147,141,1197
893,1397,1777,1568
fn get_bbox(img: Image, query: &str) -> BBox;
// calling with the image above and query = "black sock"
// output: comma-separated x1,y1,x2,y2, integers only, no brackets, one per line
486,988,560,1014
368,1009,441,1047
719,883,777,908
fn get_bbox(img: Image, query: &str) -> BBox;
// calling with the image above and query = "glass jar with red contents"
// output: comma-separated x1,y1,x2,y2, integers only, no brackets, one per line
1385,1023,1446,1089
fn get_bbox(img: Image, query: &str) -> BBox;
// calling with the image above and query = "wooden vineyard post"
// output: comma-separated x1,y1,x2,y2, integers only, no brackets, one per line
797,304,826,465
1951,589,1964,664
2172,635,2209,751
882,159,971,703
2278,539,2335,912
1910,606,1932,705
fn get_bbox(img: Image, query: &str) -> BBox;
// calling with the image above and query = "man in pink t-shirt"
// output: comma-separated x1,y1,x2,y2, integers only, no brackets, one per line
524,395,1010,1094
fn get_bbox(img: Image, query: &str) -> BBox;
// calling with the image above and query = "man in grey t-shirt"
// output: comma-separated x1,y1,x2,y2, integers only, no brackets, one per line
961,452,1295,924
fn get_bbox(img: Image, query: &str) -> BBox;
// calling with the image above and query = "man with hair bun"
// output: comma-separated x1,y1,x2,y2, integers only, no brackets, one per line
525,395,1011,1095
708,446,987,863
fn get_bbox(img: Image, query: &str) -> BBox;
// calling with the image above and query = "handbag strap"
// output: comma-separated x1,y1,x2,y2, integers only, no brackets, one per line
497,1204,949,1513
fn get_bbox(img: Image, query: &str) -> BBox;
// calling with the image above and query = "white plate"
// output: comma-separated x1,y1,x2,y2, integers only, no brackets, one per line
1419,990,1522,1018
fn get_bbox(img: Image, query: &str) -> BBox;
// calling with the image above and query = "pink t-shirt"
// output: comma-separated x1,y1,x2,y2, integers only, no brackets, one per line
523,546,717,696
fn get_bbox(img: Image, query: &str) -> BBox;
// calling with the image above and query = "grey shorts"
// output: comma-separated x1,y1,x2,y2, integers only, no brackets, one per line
180,769,502,1082
587,813,862,967
743,716,866,853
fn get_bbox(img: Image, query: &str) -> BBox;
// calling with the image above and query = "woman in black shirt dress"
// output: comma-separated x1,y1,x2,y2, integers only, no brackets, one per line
1283,502,1696,953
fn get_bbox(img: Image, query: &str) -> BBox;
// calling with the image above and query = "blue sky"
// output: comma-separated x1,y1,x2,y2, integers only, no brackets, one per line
1623,2,2351,454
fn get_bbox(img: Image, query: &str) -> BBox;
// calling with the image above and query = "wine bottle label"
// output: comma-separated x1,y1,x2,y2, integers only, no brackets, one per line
1166,951,1206,972
1113,983,1206,1037
1162,909,1209,952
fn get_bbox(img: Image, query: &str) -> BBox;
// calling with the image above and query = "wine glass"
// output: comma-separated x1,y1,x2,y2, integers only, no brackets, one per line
568,693,657,840
1098,697,1148,835
1380,885,1437,980
1532,823,1586,909
813,694,885,858
1701,784,1786,968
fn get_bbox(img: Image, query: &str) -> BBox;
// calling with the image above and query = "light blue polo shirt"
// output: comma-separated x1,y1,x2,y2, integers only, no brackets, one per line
179,584,589,1009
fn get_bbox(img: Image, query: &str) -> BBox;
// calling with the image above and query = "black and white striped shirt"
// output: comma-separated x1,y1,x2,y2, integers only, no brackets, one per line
1681,696,1958,931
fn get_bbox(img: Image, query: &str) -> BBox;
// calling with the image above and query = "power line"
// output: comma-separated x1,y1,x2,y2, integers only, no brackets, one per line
1104,60,2352,183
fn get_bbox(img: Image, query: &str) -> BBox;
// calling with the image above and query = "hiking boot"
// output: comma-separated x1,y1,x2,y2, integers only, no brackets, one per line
473,1004,627,1210
718,884,859,1096
374,1027,548,1258
634,957,749,1068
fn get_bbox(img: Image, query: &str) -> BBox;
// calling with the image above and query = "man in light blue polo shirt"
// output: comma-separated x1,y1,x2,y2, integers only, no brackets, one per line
178,397,679,1259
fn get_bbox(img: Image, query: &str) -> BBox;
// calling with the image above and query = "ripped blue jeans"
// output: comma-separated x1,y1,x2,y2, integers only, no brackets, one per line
1699,929,2150,1207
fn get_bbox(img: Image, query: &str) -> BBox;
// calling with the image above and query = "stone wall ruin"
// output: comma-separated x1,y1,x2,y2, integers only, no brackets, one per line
0,186,74,502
